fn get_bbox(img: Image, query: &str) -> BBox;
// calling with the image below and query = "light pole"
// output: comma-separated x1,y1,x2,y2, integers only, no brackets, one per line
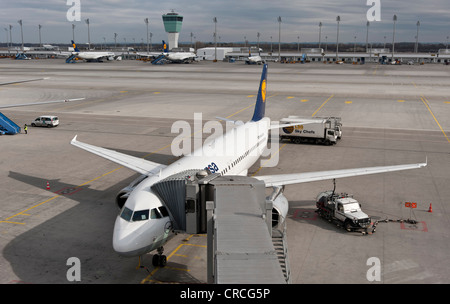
9,25,13,52
4,27,11,53
336,16,340,61
4,28,7,50
213,17,217,62
392,14,397,61
114,33,117,49
18,20,24,52
318,22,322,49
257,32,260,52
144,18,149,54
38,24,42,47
415,21,420,53
72,24,75,42
366,21,370,53
278,16,282,62
85,18,90,50
150,32,153,50
270,36,273,53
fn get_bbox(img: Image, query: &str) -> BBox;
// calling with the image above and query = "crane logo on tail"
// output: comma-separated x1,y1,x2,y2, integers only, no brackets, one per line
261,79,266,103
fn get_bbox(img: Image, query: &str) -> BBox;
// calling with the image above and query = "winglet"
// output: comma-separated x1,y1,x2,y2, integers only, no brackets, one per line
71,135,78,144
251,64,268,122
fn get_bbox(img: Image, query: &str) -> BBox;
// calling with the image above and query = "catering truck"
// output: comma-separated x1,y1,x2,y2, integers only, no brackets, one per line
279,116,342,145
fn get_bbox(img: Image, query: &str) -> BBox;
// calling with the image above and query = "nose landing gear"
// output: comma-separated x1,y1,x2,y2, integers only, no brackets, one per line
152,246,167,267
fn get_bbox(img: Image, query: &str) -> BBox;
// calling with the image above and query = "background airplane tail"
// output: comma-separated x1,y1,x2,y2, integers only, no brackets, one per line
162,40,168,53
71,40,80,52
251,64,268,122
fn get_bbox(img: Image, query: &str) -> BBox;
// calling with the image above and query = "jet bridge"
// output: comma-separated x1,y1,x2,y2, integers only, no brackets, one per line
151,170,290,284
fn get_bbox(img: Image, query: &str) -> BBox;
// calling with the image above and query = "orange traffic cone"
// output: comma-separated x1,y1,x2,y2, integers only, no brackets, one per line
46,181,50,190
428,203,432,213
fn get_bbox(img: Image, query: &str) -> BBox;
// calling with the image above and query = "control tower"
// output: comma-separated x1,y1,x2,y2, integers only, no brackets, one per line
162,10,183,50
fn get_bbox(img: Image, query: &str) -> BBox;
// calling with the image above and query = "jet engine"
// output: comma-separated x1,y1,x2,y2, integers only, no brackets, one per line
268,186,289,228
115,174,148,209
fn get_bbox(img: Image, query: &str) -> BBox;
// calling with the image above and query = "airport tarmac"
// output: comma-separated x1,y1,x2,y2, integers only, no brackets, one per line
0,59,449,284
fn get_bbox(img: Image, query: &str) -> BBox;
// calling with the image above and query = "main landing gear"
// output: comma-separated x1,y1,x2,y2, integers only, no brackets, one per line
152,246,167,267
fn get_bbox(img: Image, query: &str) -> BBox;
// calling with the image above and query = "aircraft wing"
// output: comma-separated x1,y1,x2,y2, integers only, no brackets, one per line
0,78,46,86
0,98,85,109
255,161,427,187
71,136,167,176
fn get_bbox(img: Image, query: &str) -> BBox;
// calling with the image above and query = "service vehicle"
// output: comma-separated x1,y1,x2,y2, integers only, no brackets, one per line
316,189,375,234
31,115,59,127
279,116,342,145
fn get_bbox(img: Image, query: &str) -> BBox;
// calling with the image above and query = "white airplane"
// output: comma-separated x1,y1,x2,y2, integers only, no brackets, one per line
71,64,426,266
161,40,196,64
69,40,116,62
245,49,264,65
138,41,196,64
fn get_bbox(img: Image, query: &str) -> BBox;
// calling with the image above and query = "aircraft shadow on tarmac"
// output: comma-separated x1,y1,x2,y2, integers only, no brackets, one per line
3,152,189,284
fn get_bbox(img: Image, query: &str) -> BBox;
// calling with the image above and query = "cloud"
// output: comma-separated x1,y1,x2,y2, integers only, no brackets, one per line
1,0,448,44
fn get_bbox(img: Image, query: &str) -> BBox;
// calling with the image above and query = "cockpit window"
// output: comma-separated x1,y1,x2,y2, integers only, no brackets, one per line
158,206,169,217
132,209,150,221
120,207,133,221
120,207,167,222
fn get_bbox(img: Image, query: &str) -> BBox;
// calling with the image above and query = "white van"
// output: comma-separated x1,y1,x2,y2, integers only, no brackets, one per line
31,116,59,127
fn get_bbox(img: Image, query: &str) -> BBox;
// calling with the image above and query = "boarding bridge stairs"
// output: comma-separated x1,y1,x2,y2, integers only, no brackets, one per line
272,222,291,283
65,54,77,63
0,112,21,135
151,54,167,65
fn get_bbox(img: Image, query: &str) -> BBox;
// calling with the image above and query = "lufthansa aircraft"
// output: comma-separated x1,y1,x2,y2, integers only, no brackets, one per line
163,44,196,63
70,40,116,62
138,41,196,64
245,49,264,65
71,64,426,266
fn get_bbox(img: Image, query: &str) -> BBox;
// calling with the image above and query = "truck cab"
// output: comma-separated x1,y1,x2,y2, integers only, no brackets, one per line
326,129,337,143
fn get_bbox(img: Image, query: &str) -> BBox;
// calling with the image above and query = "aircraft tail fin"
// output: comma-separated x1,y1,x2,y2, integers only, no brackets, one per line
71,40,80,52
162,40,168,53
251,64,268,122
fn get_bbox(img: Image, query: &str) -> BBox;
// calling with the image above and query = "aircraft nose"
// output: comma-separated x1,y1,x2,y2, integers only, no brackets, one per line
112,216,146,257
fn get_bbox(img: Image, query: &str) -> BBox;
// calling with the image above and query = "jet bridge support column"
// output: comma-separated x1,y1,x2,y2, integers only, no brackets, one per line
206,200,215,284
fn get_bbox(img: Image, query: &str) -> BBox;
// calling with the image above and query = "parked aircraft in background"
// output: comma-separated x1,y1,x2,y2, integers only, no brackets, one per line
69,40,116,62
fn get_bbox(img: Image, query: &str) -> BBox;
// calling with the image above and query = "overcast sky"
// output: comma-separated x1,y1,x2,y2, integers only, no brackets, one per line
1,0,449,46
